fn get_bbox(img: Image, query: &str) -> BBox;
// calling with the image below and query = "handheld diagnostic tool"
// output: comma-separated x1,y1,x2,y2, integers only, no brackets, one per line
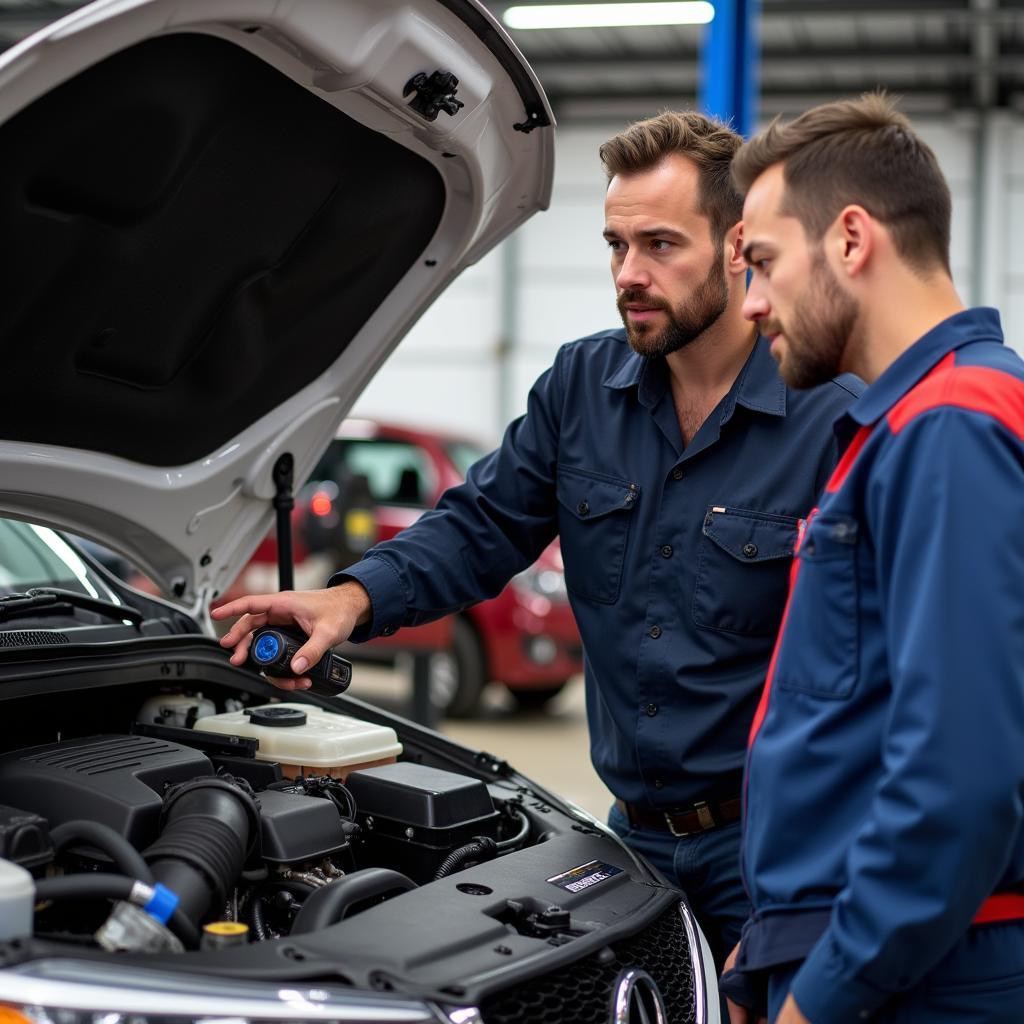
248,625,352,691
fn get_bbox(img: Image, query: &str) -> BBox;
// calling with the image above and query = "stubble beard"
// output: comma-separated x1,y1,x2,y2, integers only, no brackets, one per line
767,252,859,389
618,252,730,359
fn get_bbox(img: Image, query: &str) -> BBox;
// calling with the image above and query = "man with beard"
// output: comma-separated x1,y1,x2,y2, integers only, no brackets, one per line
723,94,1024,1024
214,112,859,968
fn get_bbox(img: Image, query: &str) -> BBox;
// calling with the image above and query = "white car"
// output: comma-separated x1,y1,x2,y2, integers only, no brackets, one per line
0,2,720,1022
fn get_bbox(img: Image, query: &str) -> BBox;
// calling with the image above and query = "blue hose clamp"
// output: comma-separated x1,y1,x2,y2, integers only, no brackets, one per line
143,882,179,925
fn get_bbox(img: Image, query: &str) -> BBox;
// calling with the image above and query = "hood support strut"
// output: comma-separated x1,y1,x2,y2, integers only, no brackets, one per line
272,454,295,592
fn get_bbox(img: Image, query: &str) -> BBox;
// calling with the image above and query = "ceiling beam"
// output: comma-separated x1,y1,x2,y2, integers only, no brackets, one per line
493,0,969,9
543,80,976,108
762,0,966,11
542,79,977,97
533,58,1024,85
492,0,1024,20
532,42,976,64
971,0,999,107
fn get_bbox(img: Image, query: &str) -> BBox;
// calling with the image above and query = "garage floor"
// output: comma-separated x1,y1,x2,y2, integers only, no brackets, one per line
346,665,614,820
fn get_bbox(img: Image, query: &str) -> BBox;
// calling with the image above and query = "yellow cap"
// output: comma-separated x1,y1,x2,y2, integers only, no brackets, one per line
203,921,249,937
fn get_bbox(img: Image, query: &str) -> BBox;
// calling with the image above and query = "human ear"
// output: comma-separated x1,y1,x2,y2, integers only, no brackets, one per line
832,205,873,278
725,221,747,278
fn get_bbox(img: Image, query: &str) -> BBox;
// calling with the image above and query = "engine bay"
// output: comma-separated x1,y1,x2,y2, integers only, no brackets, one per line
0,683,546,955
0,629,695,1017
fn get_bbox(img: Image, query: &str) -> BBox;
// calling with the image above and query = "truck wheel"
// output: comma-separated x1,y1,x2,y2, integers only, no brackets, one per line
429,616,487,719
509,681,568,712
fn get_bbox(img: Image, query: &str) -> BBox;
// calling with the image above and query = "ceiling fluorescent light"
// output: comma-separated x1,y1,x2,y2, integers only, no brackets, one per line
503,2,715,30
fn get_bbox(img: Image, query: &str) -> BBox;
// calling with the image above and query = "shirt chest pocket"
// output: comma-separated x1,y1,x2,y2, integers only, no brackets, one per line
556,465,638,605
775,514,860,699
693,507,799,637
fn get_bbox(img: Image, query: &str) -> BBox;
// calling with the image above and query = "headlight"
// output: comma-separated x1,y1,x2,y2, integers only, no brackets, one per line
0,961,441,1024
511,566,568,602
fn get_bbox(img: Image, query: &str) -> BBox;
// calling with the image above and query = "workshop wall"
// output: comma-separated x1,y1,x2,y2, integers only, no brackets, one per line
352,115,1022,445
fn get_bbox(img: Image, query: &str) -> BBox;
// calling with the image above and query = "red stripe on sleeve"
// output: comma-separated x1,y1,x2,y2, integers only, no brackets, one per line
825,426,873,494
887,363,1024,439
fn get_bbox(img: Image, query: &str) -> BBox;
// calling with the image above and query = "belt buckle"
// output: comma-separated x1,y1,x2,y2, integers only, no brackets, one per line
664,801,715,837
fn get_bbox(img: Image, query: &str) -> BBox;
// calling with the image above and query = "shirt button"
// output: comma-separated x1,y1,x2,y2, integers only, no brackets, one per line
654,779,664,789
660,544,673,559
742,542,758,559
577,500,589,516
672,468,683,480
645,703,658,717
648,625,662,639
382,626,396,636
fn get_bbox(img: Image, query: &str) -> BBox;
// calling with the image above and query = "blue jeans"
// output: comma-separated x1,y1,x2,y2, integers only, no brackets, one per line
767,921,1024,1023
607,802,749,973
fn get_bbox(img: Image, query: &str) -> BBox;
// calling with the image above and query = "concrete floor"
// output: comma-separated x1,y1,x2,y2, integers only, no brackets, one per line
346,664,615,820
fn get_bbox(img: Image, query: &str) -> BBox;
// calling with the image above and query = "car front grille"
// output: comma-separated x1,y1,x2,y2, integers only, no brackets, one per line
478,902,695,1024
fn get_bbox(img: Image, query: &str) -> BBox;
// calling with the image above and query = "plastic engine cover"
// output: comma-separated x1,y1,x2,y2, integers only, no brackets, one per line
258,788,352,864
346,763,500,883
0,735,211,848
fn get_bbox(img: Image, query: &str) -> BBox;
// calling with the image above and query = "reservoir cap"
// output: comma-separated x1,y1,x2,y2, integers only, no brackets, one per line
246,706,307,728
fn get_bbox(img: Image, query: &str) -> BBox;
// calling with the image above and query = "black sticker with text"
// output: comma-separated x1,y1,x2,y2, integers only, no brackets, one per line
547,859,622,893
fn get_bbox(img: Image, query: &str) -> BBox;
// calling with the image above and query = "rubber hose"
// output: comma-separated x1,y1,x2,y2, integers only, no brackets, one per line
434,836,498,880
35,873,135,903
250,895,269,942
33,874,199,949
496,809,530,851
51,820,154,884
145,778,256,925
290,868,417,934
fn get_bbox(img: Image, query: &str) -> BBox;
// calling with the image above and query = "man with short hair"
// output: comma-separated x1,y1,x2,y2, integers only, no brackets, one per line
724,93,1024,1023
215,111,859,968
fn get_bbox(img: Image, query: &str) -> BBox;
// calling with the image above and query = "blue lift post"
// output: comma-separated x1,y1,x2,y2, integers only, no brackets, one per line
698,0,760,138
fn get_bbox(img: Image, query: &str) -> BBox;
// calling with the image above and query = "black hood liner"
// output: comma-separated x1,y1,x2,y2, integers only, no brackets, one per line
0,33,445,465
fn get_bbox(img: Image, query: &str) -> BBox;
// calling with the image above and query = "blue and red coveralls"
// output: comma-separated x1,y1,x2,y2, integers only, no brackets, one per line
736,309,1024,1022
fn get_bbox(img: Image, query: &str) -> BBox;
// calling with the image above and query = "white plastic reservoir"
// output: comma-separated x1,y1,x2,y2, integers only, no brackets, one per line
0,858,34,940
194,703,402,779
137,692,217,728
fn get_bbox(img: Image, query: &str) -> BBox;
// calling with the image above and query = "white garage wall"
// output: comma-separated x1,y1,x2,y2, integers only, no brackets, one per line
981,114,1024,348
351,113,1024,447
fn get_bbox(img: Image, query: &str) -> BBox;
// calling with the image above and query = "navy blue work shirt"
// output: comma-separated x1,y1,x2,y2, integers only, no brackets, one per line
741,309,1024,1022
336,329,861,808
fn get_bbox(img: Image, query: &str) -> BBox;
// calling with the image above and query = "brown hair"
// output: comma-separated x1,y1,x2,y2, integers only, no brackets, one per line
600,111,743,247
731,92,951,275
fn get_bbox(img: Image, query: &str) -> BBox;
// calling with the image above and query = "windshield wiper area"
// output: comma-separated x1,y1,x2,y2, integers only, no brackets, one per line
0,588,144,626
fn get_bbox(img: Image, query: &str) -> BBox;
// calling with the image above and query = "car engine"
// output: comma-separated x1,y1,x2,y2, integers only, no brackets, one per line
0,694,531,953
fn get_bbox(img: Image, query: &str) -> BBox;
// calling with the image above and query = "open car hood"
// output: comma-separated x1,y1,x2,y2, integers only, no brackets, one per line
0,0,553,609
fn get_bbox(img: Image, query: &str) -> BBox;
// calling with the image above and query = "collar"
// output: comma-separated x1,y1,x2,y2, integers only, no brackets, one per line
602,342,646,391
730,335,788,418
846,307,1004,427
603,334,787,418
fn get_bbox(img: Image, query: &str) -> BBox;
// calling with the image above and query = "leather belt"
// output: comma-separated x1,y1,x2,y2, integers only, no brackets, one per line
615,796,742,837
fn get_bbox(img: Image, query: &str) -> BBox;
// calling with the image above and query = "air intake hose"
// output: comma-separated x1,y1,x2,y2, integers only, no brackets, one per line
144,776,259,925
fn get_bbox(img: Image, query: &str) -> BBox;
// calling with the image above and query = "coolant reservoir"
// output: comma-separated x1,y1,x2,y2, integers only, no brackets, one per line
0,857,33,940
193,703,402,779
137,692,216,728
